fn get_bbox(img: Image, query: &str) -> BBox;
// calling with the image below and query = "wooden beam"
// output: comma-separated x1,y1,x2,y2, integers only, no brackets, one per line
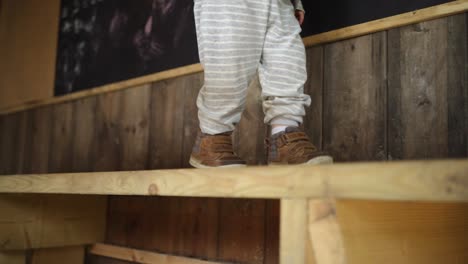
89,243,222,264
303,0,468,46
0,194,106,250
308,199,346,264
0,160,467,201
280,199,308,264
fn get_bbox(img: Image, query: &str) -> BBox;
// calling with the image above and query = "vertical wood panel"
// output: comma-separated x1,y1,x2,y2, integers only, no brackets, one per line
447,13,467,157
28,107,52,174
14,111,31,174
71,97,97,172
388,16,462,159
93,92,122,171
264,200,280,264
48,103,74,173
0,113,18,175
119,85,151,171
304,46,324,149
217,199,266,264
323,32,387,161
149,79,185,169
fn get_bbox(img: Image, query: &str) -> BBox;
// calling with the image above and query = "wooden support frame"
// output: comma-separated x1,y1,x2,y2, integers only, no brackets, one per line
0,160,467,202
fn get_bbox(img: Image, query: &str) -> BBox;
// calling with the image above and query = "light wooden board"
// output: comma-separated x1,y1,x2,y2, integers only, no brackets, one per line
89,243,222,264
280,199,307,264
0,160,467,201
31,246,84,264
0,194,106,250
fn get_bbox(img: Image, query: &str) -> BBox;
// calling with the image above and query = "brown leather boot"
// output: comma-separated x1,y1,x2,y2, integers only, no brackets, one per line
266,127,333,165
189,131,246,168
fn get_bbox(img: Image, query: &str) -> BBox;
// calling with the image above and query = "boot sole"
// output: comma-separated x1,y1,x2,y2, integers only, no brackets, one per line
189,156,247,169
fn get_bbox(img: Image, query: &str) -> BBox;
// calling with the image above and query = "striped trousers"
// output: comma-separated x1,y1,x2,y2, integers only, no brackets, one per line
194,0,311,134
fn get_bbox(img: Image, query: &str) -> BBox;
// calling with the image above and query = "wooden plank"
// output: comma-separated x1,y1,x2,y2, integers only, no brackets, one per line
89,243,222,264
336,200,468,264
93,92,122,171
31,246,84,264
0,160,468,201
388,16,461,159
447,13,467,157
14,111,31,174
48,103,74,173
0,64,203,116
0,194,106,250
27,107,52,174
303,0,468,47
264,200,280,264
323,32,387,161
303,46,324,149
0,113,19,175
217,198,265,264
71,97,97,172
280,199,307,264
119,85,151,170
148,78,185,169
307,199,346,264
0,251,26,264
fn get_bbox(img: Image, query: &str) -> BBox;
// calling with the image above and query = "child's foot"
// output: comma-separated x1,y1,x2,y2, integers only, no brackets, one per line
189,131,246,168
266,127,333,165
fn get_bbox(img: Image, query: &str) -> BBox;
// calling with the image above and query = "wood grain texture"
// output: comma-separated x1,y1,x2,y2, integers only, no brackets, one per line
303,46,324,150
119,85,151,171
0,113,19,175
93,92,122,172
308,199,346,264
71,97,97,172
28,107,52,174
323,32,387,161
89,243,222,264
336,200,468,264
0,251,26,264
280,199,307,264
48,103,74,173
1,160,468,202
217,198,265,264
13,111,31,174
264,200,280,264
388,15,466,159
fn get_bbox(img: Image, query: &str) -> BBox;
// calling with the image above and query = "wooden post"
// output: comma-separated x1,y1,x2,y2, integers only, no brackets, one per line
280,199,308,264
308,199,346,264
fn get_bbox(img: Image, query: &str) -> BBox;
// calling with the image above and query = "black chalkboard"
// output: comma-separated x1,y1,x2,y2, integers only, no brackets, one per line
301,0,455,37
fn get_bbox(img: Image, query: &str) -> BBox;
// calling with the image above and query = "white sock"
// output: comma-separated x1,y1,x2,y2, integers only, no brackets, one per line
270,117,299,135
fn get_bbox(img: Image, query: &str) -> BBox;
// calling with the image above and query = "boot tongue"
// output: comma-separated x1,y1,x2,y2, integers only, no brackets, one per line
285,126,300,133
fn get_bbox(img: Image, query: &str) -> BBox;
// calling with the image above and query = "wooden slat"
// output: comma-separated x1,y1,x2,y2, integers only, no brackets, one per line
303,0,468,47
0,194,106,250
71,97,97,172
0,160,467,201
323,32,387,161
31,246,84,264
217,199,265,264
388,15,464,159
280,199,307,264
264,200,280,264
0,113,19,175
28,107,52,174
308,199,346,264
48,103,74,173
89,243,222,264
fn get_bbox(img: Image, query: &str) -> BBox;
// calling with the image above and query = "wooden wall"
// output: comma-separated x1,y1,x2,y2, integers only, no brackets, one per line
0,0,60,110
0,13,467,264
